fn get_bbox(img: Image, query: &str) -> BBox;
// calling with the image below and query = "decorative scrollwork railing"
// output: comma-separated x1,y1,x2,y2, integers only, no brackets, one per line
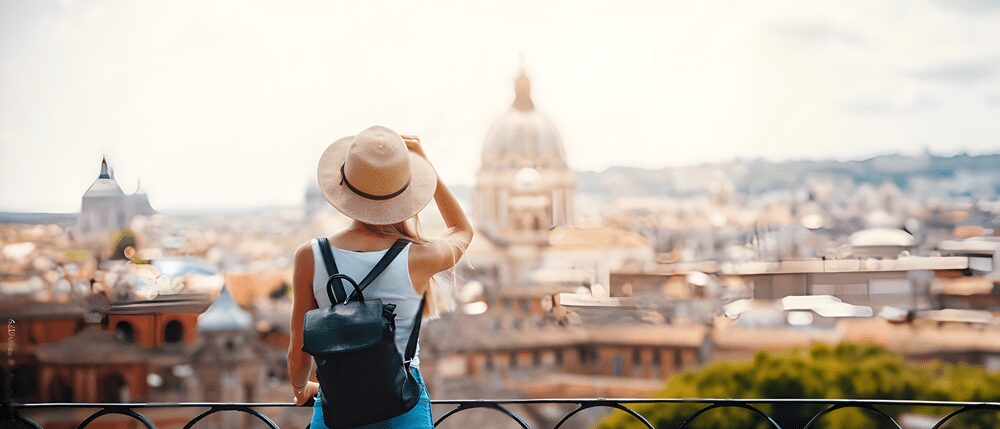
2,398,998,428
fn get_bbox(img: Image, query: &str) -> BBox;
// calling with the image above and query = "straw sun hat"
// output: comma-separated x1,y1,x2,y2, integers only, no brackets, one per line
317,126,437,225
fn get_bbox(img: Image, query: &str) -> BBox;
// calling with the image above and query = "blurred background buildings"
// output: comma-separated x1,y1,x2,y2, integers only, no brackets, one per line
1,67,998,428
4,0,1000,427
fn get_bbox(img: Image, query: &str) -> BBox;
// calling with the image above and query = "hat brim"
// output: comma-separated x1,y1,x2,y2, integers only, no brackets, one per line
317,136,437,225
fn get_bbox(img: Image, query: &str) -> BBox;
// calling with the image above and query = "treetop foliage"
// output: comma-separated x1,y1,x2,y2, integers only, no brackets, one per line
596,343,1000,429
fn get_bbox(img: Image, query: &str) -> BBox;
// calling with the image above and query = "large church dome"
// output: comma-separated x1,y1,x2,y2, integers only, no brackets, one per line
474,69,575,248
481,72,568,170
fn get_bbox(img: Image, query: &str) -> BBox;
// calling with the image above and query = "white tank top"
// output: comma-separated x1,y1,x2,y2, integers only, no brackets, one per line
310,238,421,367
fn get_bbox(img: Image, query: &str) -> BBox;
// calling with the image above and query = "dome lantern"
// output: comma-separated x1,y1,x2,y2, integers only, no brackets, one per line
513,72,534,111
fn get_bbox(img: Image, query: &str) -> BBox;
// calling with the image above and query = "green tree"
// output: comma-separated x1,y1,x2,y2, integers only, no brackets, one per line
596,343,1000,429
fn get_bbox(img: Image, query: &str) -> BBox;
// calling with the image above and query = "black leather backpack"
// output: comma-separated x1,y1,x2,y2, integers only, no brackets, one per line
302,237,425,429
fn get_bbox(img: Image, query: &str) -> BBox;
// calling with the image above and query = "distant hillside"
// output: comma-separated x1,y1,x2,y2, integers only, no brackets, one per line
0,212,77,226
577,152,1000,199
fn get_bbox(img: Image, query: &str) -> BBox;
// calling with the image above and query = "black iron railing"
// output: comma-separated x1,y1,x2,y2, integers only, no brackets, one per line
3,398,998,428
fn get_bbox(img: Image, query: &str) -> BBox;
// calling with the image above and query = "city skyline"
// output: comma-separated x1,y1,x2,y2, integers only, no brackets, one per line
3,3,999,428
3,0,1000,211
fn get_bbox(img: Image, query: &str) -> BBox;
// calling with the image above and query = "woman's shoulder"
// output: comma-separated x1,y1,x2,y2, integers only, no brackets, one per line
406,238,465,277
294,240,316,267
292,240,317,292
405,240,435,260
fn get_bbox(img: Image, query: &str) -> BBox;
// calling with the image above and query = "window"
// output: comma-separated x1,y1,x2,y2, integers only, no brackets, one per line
613,355,624,377
98,373,127,402
114,321,135,343
163,320,184,344
574,346,600,366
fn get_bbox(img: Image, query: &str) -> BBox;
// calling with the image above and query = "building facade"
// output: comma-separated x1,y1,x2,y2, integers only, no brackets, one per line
78,158,155,242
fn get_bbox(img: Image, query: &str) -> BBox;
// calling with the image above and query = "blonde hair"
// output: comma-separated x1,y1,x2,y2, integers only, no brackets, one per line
363,215,460,318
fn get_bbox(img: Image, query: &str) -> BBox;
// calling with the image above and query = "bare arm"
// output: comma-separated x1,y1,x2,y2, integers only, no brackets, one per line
402,135,474,282
287,242,319,404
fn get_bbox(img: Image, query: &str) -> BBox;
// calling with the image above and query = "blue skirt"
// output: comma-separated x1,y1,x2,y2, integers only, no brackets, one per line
310,367,433,429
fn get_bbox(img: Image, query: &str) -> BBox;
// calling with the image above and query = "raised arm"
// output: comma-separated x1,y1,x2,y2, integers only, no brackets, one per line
402,135,474,281
287,242,319,404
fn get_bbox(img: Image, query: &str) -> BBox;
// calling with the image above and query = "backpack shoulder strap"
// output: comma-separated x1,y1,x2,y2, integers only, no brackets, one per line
316,237,347,304
404,294,425,367
348,239,411,301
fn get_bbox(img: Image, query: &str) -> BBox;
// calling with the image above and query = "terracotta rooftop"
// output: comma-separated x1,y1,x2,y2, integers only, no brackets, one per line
1,298,88,320
712,318,845,350
36,326,152,365
425,315,706,353
934,276,996,296
223,271,288,309
843,318,1000,355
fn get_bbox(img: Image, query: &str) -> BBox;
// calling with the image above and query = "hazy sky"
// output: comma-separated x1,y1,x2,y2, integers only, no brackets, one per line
2,0,999,212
